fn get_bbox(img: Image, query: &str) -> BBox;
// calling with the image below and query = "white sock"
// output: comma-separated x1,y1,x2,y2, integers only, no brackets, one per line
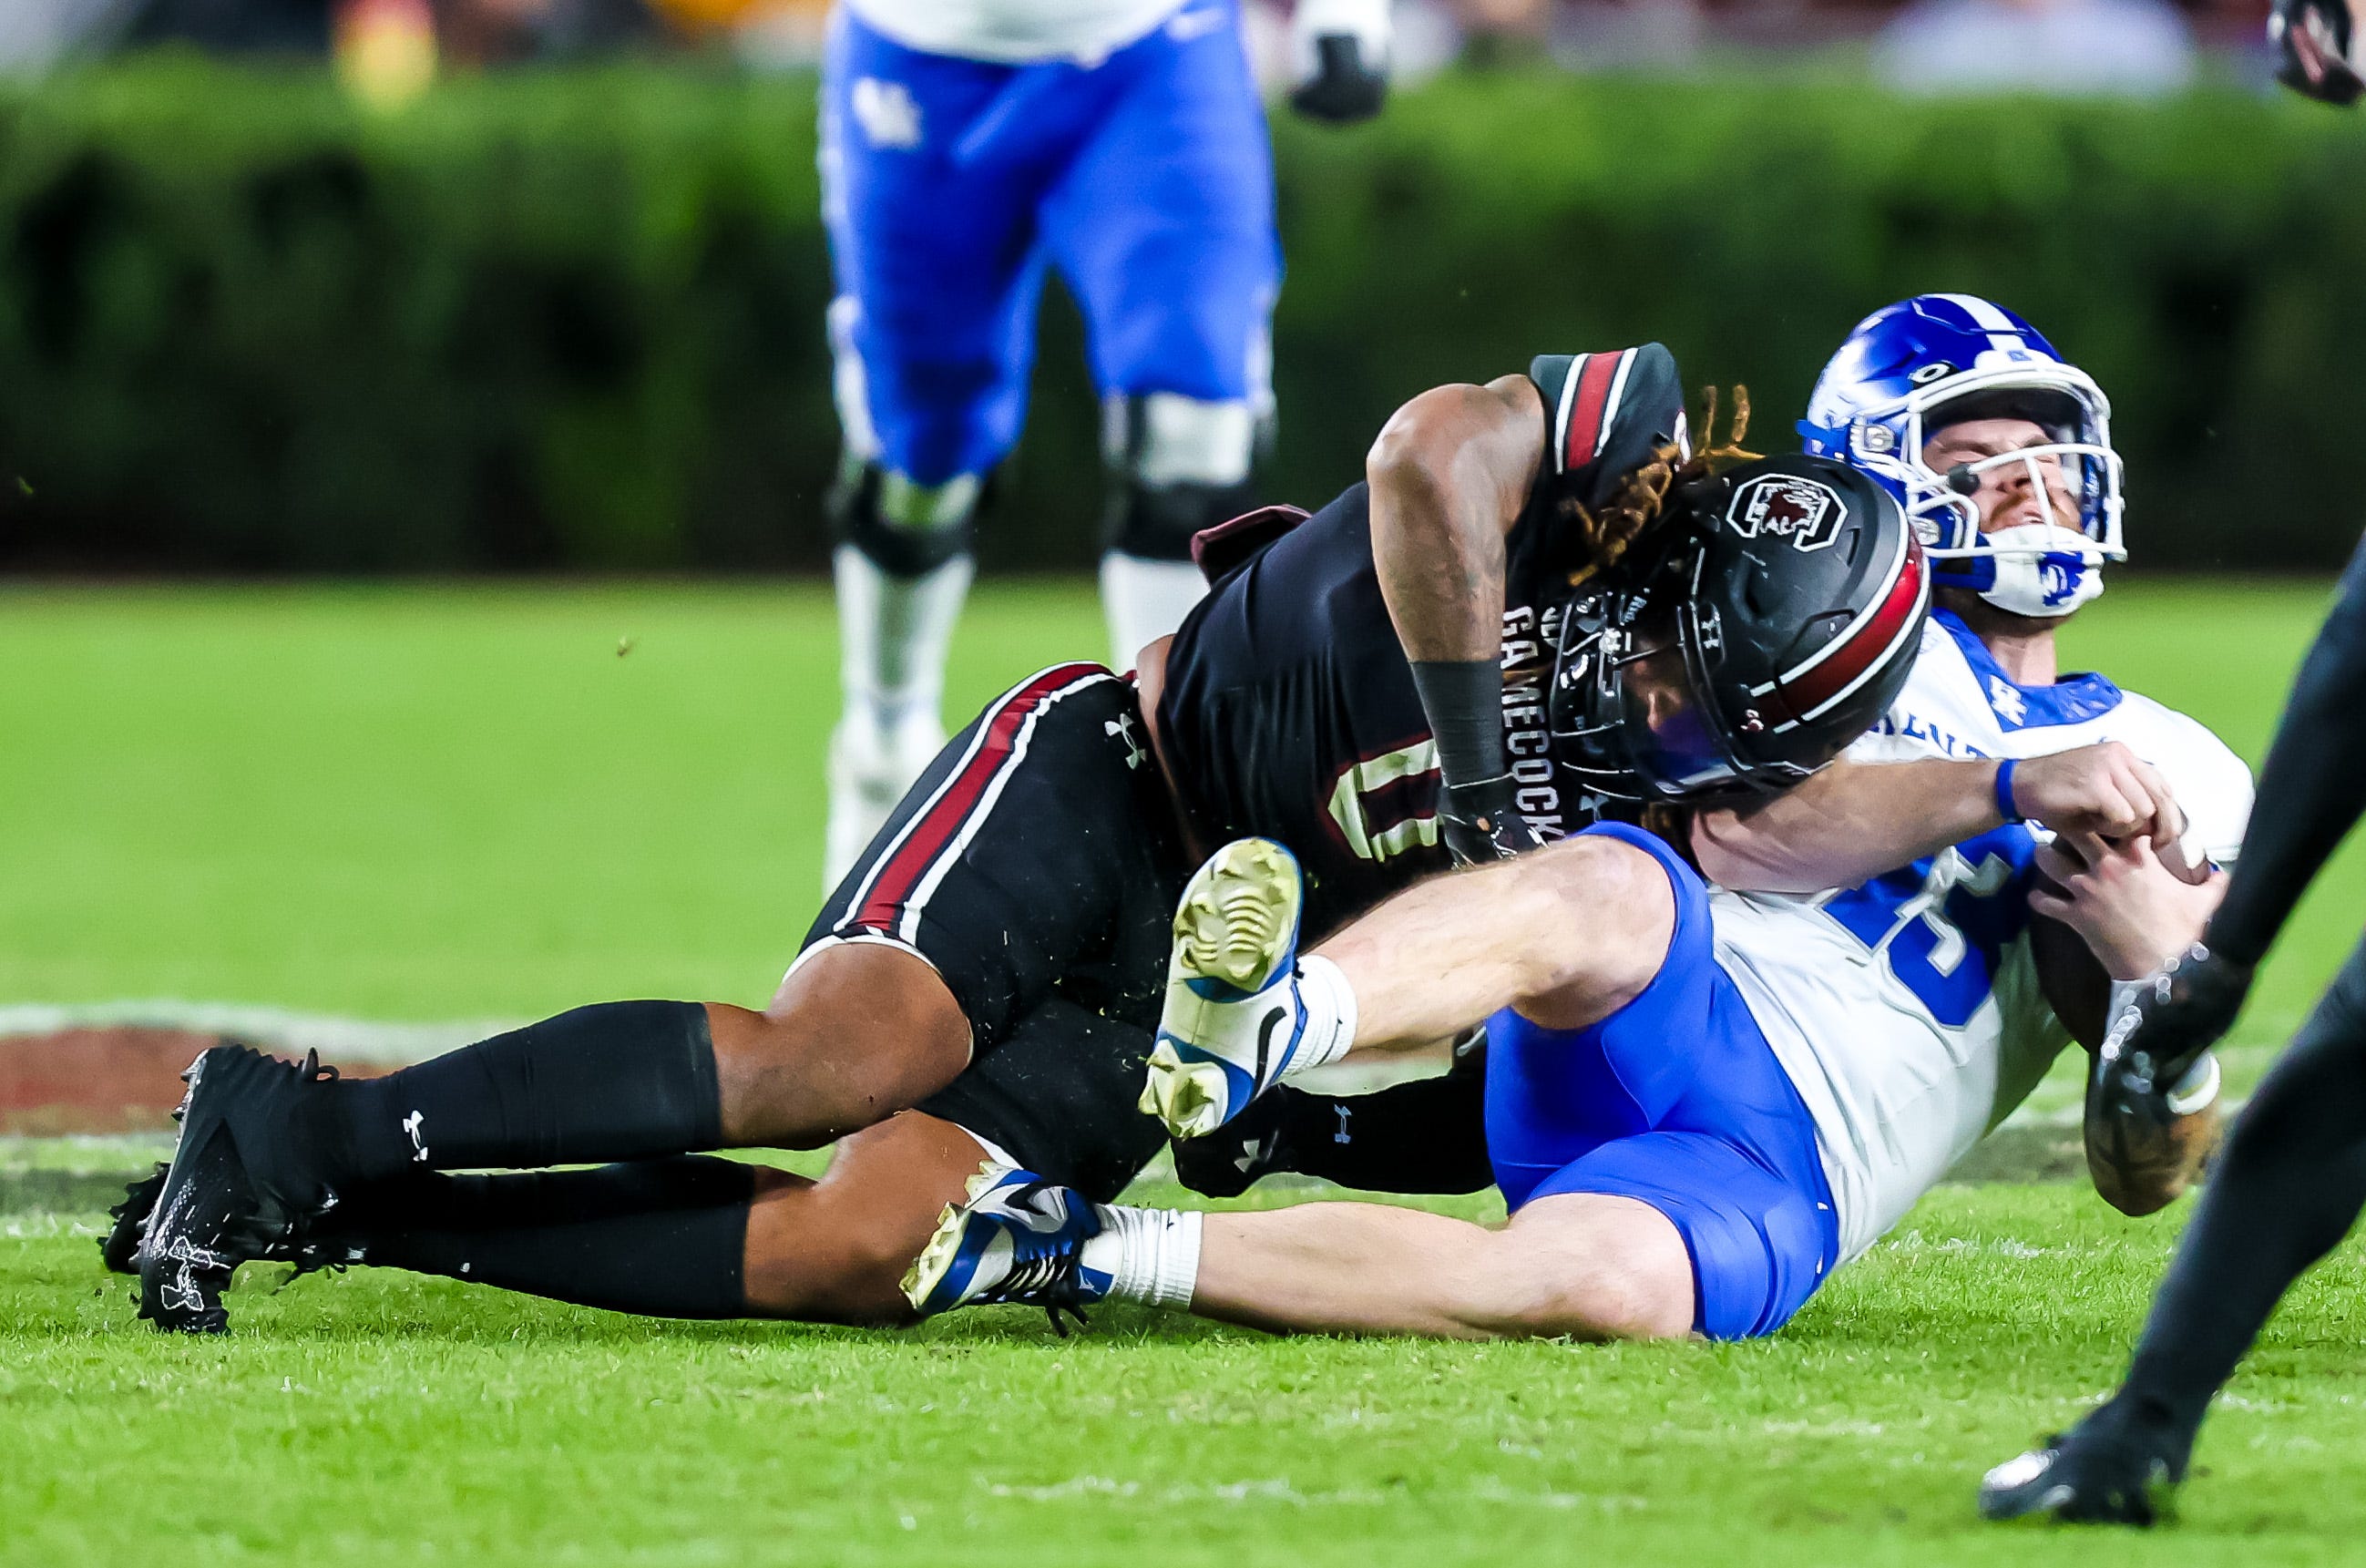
1099,553,1208,672
835,544,973,737
1281,954,1358,1079
1081,1205,1203,1308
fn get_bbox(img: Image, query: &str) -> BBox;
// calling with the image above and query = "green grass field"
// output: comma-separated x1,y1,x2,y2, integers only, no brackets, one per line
8,577,2366,1565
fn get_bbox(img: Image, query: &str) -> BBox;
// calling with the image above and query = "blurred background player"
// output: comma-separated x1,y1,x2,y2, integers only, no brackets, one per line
1975,0,2366,1529
818,0,1392,882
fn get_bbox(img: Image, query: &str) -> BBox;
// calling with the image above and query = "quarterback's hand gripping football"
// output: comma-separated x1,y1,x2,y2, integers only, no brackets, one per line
1289,0,1390,124
2273,0,2365,104
2094,941,2253,1124
1142,838,1315,1139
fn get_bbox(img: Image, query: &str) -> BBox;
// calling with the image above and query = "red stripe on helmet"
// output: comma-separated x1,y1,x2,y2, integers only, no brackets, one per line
1765,538,1927,726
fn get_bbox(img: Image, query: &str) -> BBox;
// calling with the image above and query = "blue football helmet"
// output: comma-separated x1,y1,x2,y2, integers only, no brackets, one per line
1798,294,2123,620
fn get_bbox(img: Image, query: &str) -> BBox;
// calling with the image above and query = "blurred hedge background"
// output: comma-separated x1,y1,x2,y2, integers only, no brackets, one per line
3,62,2364,573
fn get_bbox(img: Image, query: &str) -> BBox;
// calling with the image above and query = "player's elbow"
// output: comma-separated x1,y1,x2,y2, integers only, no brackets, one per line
1366,395,1464,502
1367,384,1522,513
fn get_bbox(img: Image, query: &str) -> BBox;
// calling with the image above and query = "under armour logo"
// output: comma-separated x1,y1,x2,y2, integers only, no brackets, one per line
1106,712,1147,770
1988,676,2026,725
850,77,921,149
402,1111,429,1163
1334,1104,1352,1145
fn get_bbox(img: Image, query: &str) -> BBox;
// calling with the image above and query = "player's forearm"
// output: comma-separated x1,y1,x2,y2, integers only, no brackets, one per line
1691,758,2002,894
1365,381,1538,668
2208,538,2366,963
1367,440,1510,664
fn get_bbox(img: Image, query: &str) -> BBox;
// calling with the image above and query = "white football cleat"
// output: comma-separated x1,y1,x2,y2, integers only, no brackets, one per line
824,708,944,891
902,1163,1110,1333
1140,836,1309,1139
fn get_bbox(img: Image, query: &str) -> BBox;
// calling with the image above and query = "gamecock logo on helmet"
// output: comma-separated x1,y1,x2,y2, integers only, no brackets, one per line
1726,474,1844,552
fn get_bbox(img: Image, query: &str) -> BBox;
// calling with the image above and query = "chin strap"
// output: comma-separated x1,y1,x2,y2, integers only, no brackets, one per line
1933,524,2107,620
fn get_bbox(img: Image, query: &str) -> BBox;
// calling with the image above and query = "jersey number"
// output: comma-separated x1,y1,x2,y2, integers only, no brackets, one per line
1327,740,1441,864
1823,825,2038,1028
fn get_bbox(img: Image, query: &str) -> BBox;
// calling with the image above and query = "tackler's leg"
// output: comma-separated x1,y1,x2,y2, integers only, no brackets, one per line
261,1119,985,1327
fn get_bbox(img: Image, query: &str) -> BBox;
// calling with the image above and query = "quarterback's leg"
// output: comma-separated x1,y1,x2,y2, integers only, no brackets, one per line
1142,824,1675,1136
1041,0,1279,668
917,818,1838,1339
818,12,1060,883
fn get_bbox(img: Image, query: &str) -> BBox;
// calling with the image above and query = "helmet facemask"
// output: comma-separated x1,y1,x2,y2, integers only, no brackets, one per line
1552,591,1791,805
1844,365,2124,620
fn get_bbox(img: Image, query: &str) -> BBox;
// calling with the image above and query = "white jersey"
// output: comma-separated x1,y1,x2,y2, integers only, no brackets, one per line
1711,610,2253,1265
840,0,1193,63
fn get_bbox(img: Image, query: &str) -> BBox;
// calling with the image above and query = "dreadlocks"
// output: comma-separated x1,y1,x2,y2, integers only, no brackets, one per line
1563,384,1761,588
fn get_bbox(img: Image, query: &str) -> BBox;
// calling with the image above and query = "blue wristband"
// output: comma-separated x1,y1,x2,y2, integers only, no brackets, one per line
1993,757,2023,823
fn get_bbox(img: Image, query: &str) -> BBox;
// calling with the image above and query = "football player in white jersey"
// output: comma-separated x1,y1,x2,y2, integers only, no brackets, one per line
902,295,2254,1343
818,0,1389,884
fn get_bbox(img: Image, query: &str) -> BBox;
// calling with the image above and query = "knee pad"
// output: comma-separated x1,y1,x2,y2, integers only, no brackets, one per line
830,457,980,579
1101,394,1264,562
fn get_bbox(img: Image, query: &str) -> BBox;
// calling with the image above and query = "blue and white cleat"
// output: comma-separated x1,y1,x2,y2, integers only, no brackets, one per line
1140,836,1309,1140
902,1163,1111,1334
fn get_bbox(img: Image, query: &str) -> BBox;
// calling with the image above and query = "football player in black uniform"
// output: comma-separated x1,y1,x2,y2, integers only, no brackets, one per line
113,344,2160,1335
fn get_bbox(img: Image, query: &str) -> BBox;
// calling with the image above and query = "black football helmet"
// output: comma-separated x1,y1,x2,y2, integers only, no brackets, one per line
1548,454,1927,803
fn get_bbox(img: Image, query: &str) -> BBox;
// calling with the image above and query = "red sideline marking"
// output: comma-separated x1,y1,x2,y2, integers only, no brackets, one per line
853,663,1102,931
0,1029,385,1135
1562,350,1626,471
1769,538,1927,723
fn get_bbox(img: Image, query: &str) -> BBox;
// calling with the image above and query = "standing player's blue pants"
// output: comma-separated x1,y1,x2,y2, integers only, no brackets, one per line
821,3,1280,487
1484,823,1842,1340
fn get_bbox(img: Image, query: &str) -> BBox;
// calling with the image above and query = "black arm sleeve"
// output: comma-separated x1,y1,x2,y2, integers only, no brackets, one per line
2209,533,2366,964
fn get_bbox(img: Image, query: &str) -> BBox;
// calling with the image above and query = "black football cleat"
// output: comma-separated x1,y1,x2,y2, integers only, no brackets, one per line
137,1044,345,1334
99,1163,169,1276
1979,1408,2186,1526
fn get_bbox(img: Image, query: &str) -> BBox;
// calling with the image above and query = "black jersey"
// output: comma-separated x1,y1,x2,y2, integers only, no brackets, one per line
1156,345,1687,939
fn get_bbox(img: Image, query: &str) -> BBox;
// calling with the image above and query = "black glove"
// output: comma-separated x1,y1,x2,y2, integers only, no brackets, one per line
2273,0,2364,105
2095,942,2255,1107
1438,774,1547,866
1290,33,1388,124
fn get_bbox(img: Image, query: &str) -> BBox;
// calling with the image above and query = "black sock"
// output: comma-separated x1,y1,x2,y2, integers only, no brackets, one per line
322,1001,723,1186
1272,1064,1495,1194
328,1157,755,1319
2115,938,2366,1455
